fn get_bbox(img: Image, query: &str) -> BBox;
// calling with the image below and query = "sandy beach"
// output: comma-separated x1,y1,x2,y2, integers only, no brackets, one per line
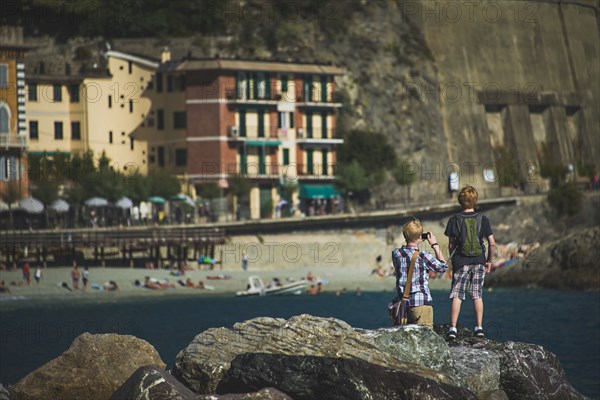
0,263,452,305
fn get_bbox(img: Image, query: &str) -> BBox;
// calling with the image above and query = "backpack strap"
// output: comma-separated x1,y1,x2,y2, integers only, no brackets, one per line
402,250,420,301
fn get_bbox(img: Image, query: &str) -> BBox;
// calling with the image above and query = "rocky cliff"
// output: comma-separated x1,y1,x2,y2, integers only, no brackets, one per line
5,315,585,400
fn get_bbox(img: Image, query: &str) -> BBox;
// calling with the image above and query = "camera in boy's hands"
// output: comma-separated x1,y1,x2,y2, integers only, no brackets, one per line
421,232,430,240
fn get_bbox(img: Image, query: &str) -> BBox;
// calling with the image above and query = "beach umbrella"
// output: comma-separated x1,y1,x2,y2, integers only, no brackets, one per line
148,196,166,204
115,196,133,209
171,193,195,207
49,199,70,213
0,201,8,212
84,197,109,207
19,197,45,214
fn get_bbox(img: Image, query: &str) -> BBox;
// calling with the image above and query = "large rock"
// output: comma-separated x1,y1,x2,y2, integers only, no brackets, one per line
0,384,10,400
450,346,501,395
10,333,165,400
173,314,454,394
217,353,477,400
110,366,291,400
434,326,585,400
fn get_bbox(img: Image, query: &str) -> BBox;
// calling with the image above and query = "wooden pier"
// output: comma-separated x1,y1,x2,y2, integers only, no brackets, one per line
0,226,226,269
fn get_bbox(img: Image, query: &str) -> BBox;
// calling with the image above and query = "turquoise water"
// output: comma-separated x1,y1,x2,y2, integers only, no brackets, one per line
1,289,599,398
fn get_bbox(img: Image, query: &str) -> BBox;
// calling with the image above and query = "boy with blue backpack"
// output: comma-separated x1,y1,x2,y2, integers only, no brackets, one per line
445,185,495,339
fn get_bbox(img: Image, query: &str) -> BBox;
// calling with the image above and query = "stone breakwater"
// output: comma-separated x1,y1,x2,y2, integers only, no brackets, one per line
6,315,585,400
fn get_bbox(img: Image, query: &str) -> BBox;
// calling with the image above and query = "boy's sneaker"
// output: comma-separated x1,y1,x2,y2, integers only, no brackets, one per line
447,328,457,340
473,328,485,338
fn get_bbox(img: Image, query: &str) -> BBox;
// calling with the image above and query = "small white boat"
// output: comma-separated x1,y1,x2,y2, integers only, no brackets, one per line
236,276,307,297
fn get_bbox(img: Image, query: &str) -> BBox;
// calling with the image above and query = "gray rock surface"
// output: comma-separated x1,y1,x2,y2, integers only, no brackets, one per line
217,353,477,400
434,325,585,400
0,384,10,400
173,314,454,394
450,346,501,395
10,333,165,400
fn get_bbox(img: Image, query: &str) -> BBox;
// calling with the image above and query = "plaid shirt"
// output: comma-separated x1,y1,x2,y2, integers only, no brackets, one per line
392,246,448,307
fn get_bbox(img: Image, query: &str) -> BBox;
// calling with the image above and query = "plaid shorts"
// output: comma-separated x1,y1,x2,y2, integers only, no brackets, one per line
450,264,486,300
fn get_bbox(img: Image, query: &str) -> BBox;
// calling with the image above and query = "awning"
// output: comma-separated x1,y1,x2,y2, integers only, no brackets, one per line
244,140,282,147
19,197,44,214
299,184,340,200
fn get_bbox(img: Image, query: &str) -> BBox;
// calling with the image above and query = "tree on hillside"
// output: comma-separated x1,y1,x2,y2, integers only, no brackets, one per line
147,169,180,199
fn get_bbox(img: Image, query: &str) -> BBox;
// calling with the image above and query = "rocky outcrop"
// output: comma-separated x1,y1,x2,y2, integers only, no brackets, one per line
110,366,291,400
487,226,600,290
10,333,165,400
434,326,585,400
173,314,454,394
218,353,476,400
0,384,10,400
450,346,501,396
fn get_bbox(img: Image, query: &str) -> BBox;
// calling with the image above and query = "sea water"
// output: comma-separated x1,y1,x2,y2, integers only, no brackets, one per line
1,289,599,398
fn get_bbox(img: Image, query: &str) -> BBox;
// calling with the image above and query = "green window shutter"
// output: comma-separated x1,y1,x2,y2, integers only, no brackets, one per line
307,149,313,174
282,75,288,92
322,149,328,176
283,148,290,165
306,112,313,138
321,76,327,102
289,112,294,128
252,73,258,100
239,110,246,137
321,111,327,138
259,147,266,175
240,147,247,174
278,112,282,129
258,110,264,137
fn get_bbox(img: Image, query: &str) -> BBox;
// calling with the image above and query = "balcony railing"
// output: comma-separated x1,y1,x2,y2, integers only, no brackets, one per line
225,89,340,105
0,134,27,149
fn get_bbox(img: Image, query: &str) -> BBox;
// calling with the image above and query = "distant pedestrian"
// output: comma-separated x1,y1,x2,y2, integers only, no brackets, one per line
241,252,248,271
71,265,81,290
82,267,89,290
22,261,31,286
34,267,42,285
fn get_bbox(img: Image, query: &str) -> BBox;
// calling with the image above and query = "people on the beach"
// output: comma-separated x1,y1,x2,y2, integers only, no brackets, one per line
103,280,119,291
71,265,81,290
0,280,10,294
82,267,89,290
391,219,447,327
241,251,248,271
140,276,175,290
444,185,495,339
34,267,42,285
22,261,31,286
307,282,323,295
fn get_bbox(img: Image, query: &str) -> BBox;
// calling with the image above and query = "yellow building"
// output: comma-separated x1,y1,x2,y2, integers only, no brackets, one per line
0,26,29,199
26,50,158,175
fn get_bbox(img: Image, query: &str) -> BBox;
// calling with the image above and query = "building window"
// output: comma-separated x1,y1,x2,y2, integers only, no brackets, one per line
53,84,62,102
71,121,81,140
54,121,63,140
281,75,288,92
0,64,7,88
108,95,112,108
130,136,135,150
303,75,312,102
258,110,264,137
239,147,247,174
321,111,328,138
69,84,80,103
306,149,314,174
128,61,133,74
29,120,38,140
0,105,9,134
156,72,163,93
157,109,164,130
129,99,133,113
283,148,289,165
173,111,186,129
321,76,328,102
157,146,165,167
149,155,155,163
306,111,313,138
109,131,113,144
167,75,174,92
258,147,266,175
322,149,328,175
28,83,38,102
175,149,187,166
289,112,294,128
239,110,246,137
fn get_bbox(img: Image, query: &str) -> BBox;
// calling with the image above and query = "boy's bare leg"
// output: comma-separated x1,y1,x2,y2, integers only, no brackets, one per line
450,298,462,328
474,298,484,327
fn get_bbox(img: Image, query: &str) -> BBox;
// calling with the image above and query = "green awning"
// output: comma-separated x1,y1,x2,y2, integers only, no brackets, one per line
28,151,71,156
299,184,339,199
244,140,282,147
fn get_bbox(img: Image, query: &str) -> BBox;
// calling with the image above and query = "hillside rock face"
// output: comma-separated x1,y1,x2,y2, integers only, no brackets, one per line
487,226,600,290
10,333,165,400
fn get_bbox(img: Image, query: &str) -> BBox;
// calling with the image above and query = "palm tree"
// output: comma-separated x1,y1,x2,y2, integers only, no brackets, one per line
1,181,23,229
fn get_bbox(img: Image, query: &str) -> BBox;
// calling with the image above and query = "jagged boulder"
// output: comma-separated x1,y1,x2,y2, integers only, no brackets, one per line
450,346,501,395
217,353,477,400
10,333,165,400
0,383,10,400
173,314,454,394
110,366,291,400
434,326,585,400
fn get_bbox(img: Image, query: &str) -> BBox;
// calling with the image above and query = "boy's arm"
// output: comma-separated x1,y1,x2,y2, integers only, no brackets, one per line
486,234,496,273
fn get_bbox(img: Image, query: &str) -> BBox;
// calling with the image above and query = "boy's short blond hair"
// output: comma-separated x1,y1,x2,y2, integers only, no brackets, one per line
403,219,423,243
458,185,478,209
